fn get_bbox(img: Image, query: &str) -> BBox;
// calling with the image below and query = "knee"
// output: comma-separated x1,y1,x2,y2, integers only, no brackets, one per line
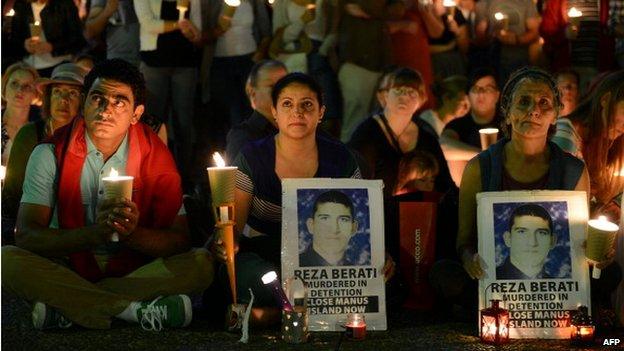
190,248,215,289
1,246,28,284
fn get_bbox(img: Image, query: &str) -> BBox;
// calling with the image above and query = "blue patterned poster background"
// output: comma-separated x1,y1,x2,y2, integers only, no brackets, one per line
493,201,571,278
297,188,371,265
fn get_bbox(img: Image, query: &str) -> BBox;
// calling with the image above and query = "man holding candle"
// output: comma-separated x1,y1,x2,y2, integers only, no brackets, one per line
1,59,213,331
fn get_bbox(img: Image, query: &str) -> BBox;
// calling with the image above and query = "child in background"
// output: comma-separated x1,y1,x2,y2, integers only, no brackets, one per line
394,151,439,195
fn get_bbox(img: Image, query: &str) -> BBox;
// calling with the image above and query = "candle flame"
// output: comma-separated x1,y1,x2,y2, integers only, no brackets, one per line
109,168,119,178
261,271,277,284
494,12,505,21
568,7,582,18
0,165,6,180
443,0,456,7
598,215,607,222
34,20,40,25
268,0,275,3
212,152,226,167
224,0,241,7
7,9,15,16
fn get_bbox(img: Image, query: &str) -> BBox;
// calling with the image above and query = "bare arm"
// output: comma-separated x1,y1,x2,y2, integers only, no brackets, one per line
440,130,480,161
84,1,117,39
456,157,484,279
419,5,444,39
15,203,111,258
123,215,191,258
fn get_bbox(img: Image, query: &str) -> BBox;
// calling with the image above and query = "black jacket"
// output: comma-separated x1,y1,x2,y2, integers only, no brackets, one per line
5,0,85,66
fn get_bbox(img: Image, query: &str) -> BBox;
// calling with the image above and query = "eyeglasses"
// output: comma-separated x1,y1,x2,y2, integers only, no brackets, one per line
389,86,420,98
470,85,498,95
51,87,82,100
8,80,35,93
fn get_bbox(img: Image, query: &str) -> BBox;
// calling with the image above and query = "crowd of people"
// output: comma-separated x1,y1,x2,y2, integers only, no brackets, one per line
0,0,623,333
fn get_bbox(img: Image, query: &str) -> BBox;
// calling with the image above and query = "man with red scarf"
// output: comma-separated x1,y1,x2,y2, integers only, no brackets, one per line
1,59,213,331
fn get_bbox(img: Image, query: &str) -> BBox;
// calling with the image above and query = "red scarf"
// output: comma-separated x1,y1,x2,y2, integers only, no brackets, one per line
47,118,182,282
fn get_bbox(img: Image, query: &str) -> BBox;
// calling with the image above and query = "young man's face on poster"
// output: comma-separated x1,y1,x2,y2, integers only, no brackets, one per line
306,202,358,256
504,215,556,270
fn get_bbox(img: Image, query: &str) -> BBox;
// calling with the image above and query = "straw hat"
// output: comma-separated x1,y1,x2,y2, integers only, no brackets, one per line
36,63,87,94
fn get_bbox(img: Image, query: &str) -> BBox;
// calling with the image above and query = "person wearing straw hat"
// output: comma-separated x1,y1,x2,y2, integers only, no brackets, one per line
1,59,213,331
2,62,86,246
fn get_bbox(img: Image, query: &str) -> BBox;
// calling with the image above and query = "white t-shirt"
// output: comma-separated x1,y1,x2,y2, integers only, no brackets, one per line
214,1,257,57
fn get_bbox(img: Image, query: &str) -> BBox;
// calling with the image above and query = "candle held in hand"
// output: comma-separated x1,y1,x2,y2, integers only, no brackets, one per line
102,168,134,242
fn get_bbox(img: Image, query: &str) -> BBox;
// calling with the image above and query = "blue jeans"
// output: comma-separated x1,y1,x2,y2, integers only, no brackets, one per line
140,64,197,189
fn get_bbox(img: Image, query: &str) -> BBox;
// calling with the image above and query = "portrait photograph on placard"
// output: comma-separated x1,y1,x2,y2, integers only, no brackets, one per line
477,191,590,339
297,188,371,267
281,179,386,332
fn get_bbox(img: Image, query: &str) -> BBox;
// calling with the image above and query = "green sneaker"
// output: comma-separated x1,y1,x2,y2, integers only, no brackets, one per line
137,295,192,331
32,302,73,330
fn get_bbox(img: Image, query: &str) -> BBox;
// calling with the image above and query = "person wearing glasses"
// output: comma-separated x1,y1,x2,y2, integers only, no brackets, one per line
2,62,87,245
348,67,457,266
440,67,501,161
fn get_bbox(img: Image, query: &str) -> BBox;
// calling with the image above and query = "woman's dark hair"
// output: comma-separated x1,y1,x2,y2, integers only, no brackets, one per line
271,72,323,107
431,75,468,103
468,67,497,90
499,67,562,138
508,204,554,235
83,58,146,106
311,190,354,219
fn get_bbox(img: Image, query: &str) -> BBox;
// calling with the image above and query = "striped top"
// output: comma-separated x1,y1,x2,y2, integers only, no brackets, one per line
569,0,601,68
234,133,361,248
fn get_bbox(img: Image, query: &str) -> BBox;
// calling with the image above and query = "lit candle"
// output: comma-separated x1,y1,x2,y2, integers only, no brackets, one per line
102,168,134,242
494,12,508,31
29,21,41,39
345,313,367,340
176,0,189,20
267,0,275,4
443,0,456,18
261,271,294,311
207,152,237,219
568,7,582,27
6,9,15,16
0,165,6,188
587,216,619,279
479,128,499,151
222,0,241,18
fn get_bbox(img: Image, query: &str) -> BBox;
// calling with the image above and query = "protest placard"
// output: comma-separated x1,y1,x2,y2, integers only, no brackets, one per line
477,191,590,339
281,179,386,331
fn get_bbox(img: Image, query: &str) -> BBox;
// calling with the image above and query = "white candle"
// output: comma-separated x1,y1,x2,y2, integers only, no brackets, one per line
7,9,15,16
494,12,508,31
220,206,229,222
0,165,6,181
568,7,582,18
102,168,134,242
587,216,619,279
224,0,241,7
443,0,456,7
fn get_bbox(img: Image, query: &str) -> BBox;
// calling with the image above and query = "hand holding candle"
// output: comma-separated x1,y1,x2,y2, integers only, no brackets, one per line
494,12,508,32
443,0,456,19
102,168,134,242
177,0,189,20
568,7,582,28
29,21,41,40
222,0,241,18
207,152,238,303
586,215,619,279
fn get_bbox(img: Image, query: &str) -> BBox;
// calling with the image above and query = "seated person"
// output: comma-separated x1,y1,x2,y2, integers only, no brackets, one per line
211,73,394,326
225,60,288,160
440,68,501,161
300,190,360,267
394,150,439,195
418,75,470,138
496,204,556,280
1,59,213,331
